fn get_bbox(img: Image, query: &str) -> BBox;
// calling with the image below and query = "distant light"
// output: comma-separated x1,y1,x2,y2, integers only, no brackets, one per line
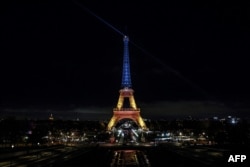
231,118,237,124
27,130,32,135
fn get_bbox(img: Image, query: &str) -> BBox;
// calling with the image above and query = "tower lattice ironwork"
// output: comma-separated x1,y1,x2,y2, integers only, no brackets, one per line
107,36,147,131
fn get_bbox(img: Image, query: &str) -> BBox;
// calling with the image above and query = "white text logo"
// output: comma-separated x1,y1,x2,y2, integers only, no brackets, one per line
228,155,246,162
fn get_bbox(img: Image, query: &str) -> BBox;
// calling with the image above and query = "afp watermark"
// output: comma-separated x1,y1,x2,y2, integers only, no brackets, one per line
228,155,246,163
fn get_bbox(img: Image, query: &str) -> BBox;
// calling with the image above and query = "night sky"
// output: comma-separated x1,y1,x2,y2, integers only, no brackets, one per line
0,0,249,119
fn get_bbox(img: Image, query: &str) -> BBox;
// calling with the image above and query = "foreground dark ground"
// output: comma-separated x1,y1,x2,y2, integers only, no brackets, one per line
61,144,249,167
0,143,248,167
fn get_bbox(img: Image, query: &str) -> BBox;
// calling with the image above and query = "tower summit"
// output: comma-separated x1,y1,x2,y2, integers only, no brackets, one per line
107,36,147,131
121,36,132,88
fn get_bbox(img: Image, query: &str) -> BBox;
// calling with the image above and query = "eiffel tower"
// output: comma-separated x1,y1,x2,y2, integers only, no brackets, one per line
107,36,148,131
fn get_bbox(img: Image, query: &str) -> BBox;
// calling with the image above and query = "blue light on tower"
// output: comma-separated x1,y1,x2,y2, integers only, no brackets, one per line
121,36,132,88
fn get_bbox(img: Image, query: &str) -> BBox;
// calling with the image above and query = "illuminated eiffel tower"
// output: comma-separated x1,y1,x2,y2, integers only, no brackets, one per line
107,36,148,131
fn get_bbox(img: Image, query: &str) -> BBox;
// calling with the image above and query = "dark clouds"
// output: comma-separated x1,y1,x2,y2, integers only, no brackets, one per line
1,100,248,120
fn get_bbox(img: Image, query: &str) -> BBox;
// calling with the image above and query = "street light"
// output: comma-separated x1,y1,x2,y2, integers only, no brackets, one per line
10,144,14,166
